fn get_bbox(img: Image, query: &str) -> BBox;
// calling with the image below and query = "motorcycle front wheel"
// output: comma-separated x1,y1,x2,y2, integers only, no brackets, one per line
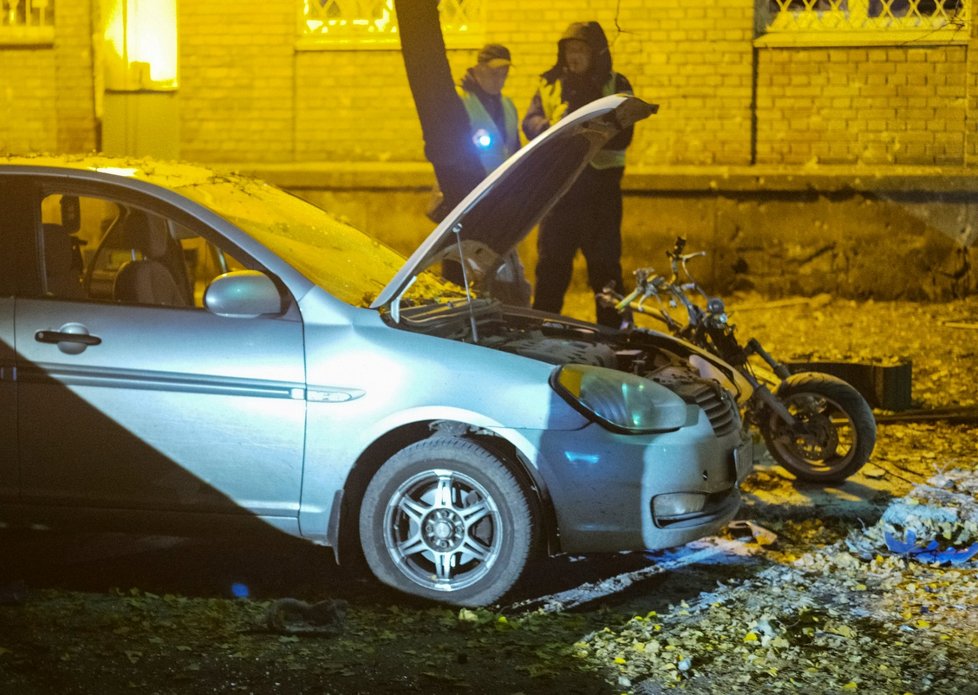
759,372,877,483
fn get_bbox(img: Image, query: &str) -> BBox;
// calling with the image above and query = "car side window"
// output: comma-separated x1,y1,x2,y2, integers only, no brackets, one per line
177,230,247,307
39,192,245,309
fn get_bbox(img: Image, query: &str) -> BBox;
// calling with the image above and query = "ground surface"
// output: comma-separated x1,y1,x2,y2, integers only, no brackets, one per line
1,293,977,694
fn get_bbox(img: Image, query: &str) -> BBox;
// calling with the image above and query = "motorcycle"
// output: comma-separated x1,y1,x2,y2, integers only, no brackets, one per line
599,236,877,483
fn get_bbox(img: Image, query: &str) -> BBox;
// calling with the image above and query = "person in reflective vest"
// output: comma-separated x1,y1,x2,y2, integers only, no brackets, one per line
458,43,521,174
437,43,531,306
523,21,635,327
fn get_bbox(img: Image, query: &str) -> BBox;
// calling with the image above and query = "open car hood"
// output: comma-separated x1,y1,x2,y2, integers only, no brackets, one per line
371,94,658,310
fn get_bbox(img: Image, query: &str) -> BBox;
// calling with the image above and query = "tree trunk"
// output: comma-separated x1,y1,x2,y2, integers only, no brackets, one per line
394,0,484,218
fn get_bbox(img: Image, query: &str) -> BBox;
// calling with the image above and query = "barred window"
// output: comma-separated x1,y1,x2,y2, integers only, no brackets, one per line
1,0,54,45
299,0,483,49
757,0,969,44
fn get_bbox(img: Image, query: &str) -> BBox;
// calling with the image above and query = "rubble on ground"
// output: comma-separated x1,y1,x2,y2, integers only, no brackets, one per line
581,470,978,693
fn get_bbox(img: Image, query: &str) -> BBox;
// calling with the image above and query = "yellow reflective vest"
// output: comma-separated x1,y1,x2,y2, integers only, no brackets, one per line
457,86,519,175
533,73,628,170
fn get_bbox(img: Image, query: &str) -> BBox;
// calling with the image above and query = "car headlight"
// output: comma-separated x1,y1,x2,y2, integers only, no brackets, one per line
552,364,689,434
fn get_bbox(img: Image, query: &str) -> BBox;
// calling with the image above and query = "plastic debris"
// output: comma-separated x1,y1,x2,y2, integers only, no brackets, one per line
884,529,978,565
728,520,779,546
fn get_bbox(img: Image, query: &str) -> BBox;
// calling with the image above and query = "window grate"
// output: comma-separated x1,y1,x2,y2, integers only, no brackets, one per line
1,0,54,44
301,0,482,47
758,0,968,41
2,0,53,28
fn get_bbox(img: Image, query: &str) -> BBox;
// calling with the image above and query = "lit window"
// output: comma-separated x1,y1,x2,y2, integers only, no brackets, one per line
102,0,178,90
0,0,55,45
757,0,969,44
299,0,483,49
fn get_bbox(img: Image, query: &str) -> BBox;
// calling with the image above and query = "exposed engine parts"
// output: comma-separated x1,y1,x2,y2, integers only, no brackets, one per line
485,335,617,367
396,297,740,434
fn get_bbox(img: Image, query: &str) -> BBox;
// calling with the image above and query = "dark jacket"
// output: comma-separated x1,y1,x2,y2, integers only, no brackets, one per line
522,21,634,158
457,70,520,174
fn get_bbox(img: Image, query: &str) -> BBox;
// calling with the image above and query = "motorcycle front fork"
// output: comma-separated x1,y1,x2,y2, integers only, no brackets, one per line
740,338,798,427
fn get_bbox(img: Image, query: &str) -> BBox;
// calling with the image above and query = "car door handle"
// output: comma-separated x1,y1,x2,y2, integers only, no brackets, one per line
35,330,102,346
35,324,104,355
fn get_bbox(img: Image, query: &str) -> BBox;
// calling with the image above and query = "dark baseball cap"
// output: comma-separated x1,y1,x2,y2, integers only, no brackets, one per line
477,43,512,68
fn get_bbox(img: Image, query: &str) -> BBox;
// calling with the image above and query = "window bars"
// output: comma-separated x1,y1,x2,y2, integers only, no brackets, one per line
758,0,969,43
301,0,482,47
1,0,54,44
2,0,52,27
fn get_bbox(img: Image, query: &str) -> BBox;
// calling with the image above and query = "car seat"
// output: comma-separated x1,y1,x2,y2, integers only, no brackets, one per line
112,210,188,307
42,223,84,298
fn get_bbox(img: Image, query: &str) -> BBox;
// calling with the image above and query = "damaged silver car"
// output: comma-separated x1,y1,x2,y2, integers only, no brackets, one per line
0,95,751,606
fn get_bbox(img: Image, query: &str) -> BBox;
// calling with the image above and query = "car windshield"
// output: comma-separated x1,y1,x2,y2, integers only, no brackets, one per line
175,175,461,308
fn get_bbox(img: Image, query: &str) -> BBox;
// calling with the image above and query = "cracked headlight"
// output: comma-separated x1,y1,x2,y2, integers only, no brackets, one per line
553,364,689,434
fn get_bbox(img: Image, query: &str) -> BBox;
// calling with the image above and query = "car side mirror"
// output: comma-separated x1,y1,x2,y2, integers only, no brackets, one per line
204,270,283,318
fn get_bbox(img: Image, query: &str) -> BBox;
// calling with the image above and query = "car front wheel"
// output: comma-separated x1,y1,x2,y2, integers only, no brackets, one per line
359,437,536,606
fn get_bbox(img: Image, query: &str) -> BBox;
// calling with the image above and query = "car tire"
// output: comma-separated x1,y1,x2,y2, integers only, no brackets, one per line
359,436,537,606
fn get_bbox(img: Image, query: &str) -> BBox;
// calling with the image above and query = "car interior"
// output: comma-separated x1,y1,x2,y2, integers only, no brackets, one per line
39,192,244,307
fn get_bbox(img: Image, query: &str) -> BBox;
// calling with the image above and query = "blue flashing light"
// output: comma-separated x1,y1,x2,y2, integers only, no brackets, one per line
230,582,250,598
472,128,492,150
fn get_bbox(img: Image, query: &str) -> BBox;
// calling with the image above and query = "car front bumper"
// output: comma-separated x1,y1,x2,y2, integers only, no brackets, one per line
506,410,751,554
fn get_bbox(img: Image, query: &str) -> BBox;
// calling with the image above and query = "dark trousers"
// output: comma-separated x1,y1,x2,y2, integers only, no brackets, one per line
532,165,625,327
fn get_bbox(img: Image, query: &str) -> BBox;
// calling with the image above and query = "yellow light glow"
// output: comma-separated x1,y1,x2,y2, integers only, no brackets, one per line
103,0,177,90
93,167,139,177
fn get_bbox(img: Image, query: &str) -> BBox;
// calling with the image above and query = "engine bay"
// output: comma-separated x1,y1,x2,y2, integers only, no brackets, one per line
393,299,742,437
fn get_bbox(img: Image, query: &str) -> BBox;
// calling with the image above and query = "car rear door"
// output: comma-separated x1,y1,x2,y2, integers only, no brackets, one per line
13,179,307,526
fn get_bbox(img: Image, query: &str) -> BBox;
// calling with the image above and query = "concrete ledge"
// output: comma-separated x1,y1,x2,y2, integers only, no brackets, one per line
229,161,978,194
226,160,976,301
624,165,978,195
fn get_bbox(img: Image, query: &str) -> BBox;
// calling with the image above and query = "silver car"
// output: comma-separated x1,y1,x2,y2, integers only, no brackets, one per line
0,95,751,606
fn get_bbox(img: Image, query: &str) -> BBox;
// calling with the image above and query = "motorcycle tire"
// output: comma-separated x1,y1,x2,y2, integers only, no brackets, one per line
759,372,877,483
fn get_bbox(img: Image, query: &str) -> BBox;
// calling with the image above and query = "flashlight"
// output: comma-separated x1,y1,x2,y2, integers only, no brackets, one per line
472,128,492,149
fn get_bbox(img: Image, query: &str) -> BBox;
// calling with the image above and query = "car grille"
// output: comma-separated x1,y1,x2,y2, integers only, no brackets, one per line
689,381,740,437
649,368,742,438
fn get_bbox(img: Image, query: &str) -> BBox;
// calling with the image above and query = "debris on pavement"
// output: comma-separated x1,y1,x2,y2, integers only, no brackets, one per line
581,470,978,693
508,539,763,616
726,520,779,547
847,469,978,566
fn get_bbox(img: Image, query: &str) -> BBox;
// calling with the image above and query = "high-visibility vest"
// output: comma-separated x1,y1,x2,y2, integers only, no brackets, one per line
458,86,520,175
534,73,628,170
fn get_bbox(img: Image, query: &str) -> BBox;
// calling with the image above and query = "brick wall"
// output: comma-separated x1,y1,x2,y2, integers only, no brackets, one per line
756,46,968,166
0,1,94,155
609,0,756,166
288,0,758,167
54,0,96,154
0,48,57,154
179,1,296,162
0,0,974,169
294,50,422,161
1,0,974,300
